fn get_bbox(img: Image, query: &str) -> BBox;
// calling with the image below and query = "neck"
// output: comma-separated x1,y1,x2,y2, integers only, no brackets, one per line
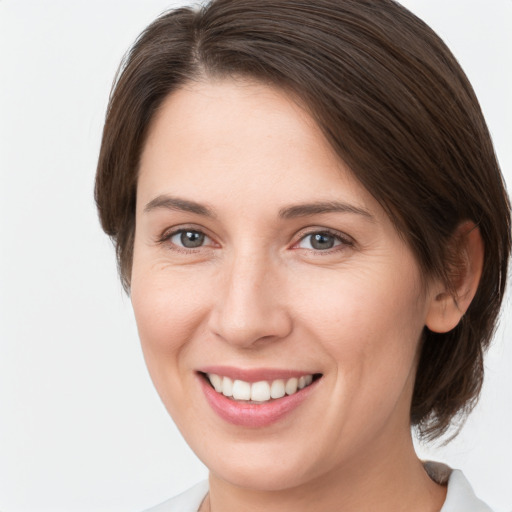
203,430,446,512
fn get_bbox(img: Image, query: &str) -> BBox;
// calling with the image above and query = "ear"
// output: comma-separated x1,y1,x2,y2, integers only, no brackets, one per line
425,222,484,333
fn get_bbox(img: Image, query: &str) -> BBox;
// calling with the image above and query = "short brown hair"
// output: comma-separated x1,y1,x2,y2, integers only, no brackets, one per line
95,0,510,439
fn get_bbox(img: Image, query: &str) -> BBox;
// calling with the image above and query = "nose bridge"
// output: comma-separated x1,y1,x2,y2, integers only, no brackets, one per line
210,244,291,347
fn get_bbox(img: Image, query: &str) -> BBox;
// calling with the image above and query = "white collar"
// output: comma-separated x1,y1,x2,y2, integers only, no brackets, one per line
144,462,493,511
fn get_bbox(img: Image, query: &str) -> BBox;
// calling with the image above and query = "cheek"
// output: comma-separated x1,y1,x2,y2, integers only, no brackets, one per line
131,251,209,342
297,264,424,339
129,261,211,391
129,271,208,428
296,263,426,390
296,270,425,450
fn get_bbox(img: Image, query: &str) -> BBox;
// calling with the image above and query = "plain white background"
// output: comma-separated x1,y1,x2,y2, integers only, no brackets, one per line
0,1,510,511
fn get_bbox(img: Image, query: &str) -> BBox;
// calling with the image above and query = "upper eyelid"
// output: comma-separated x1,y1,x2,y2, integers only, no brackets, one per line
159,224,213,241
292,231,355,256
159,228,217,252
294,227,354,244
155,224,354,248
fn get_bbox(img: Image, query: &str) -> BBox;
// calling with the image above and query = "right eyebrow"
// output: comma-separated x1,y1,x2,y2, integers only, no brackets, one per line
278,200,374,221
143,195,216,218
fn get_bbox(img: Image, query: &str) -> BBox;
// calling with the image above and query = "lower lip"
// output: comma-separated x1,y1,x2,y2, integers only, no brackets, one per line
198,374,320,428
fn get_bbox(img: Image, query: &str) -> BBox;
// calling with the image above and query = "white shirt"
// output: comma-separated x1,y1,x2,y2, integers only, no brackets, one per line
143,463,492,512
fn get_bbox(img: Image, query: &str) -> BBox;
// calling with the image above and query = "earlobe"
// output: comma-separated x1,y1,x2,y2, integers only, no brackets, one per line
425,222,484,333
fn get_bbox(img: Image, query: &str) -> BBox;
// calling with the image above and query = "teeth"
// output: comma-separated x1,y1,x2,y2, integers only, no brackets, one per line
209,374,222,393
206,373,316,403
222,376,233,397
270,379,285,399
232,379,251,400
251,381,270,402
285,377,298,395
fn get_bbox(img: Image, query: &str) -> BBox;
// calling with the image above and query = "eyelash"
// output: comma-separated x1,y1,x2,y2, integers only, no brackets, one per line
157,226,354,254
157,226,216,253
293,228,354,254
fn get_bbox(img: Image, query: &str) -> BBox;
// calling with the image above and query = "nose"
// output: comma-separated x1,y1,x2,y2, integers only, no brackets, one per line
208,251,293,349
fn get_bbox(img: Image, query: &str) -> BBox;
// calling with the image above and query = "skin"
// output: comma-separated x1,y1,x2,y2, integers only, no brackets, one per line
131,78,481,511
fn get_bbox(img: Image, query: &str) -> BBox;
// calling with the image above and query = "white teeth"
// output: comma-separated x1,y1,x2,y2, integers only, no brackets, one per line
207,373,316,402
209,374,222,393
232,379,251,400
270,379,285,399
251,381,271,401
285,377,298,395
222,376,233,397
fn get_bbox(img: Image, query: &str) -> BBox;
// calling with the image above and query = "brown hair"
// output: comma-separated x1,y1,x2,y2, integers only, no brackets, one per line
95,0,511,440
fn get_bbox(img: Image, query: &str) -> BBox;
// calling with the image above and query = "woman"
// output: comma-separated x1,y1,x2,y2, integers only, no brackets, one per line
95,0,510,510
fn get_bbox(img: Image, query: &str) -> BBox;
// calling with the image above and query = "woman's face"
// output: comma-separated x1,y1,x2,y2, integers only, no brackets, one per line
132,79,437,490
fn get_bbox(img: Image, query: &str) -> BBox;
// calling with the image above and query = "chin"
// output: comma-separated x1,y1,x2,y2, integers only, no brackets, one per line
212,460,313,492
196,436,326,492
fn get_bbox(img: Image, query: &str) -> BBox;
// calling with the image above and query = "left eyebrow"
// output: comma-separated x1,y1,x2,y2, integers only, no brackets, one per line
278,201,374,221
143,195,216,218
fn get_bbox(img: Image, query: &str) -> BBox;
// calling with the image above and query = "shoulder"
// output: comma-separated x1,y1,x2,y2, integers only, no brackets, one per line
142,480,209,512
424,462,493,512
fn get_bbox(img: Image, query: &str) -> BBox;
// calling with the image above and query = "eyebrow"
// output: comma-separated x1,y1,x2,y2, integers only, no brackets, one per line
144,195,216,217
143,195,373,221
279,201,374,220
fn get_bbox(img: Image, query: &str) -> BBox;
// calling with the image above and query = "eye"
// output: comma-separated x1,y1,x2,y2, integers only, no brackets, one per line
296,231,349,251
169,229,211,249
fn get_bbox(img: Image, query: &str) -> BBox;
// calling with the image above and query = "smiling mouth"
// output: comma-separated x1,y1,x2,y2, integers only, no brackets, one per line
201,372,323,403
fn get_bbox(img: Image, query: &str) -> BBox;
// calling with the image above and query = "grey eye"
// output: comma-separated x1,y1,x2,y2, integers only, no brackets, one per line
298,232,342,250
171,230,207,248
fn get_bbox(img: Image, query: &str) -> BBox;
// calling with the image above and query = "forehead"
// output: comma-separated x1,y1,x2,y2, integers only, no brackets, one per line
137,78,376,214
140,78,333,174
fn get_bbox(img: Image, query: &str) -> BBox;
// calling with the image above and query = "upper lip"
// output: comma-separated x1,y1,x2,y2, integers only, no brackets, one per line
197,366,320,383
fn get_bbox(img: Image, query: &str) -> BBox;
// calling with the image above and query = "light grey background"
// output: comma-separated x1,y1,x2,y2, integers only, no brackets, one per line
0,1,510,511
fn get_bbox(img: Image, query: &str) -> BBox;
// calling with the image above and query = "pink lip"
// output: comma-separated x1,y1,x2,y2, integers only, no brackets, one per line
197,371,321,428
198,365,316,383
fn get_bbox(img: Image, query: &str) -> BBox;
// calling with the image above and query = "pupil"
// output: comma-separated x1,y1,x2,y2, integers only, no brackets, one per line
311,233,334,250
181,230,204,248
